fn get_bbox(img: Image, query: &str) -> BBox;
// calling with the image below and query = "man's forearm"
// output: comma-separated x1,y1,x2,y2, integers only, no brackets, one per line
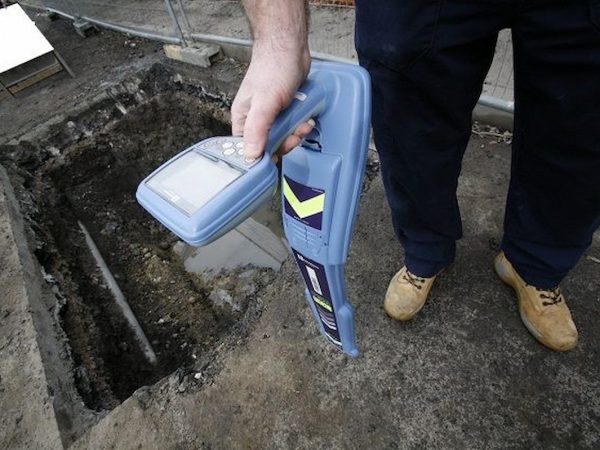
242,0,309,52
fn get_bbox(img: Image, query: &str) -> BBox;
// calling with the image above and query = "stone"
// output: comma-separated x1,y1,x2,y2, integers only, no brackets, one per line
163,44,221,68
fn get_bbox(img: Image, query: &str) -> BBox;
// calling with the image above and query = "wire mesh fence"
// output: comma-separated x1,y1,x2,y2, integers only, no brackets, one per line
18,0,514,104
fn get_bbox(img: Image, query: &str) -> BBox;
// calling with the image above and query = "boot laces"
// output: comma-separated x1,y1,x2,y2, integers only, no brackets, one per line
534,286,563,306
402,270,426,290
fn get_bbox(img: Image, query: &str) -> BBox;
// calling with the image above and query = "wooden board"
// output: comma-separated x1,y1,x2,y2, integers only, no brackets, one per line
0,59,62,100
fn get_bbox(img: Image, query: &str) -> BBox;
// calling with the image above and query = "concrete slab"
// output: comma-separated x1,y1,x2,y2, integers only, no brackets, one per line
72,136,600,449
164,43,221,68
0,165,63,450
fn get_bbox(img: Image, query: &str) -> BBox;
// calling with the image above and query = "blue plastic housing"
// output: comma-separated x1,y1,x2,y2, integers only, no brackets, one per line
282,61,371,357
137,60,371,356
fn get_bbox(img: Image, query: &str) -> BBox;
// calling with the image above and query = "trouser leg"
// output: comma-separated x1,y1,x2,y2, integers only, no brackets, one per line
503,0,600,288
356,1,509,276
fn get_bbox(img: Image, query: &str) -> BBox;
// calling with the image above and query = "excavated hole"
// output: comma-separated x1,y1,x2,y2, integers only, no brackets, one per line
3,77,275,412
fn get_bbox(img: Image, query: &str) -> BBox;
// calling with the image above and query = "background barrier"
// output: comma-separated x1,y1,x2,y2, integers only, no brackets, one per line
17,0,515,111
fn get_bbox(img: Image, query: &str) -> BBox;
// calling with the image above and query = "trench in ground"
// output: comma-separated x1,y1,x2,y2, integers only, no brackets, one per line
5,82,278,412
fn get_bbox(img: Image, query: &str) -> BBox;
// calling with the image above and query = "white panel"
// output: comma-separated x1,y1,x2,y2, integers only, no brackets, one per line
0,4,54,73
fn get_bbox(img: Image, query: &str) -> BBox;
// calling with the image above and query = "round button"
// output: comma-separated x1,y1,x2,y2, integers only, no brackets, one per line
235,141,244,149
244,157,256,164
237,148,244,156
222,142,233,149
223,147,235,156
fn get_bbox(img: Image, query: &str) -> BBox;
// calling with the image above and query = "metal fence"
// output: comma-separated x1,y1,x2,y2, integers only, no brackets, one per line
17,0,514,111
21,0,186,44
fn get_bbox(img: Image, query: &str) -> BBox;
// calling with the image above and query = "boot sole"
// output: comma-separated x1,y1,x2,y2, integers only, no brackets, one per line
383,297,426,321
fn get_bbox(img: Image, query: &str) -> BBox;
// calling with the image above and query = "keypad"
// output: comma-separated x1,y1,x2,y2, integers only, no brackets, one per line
198,136,259,169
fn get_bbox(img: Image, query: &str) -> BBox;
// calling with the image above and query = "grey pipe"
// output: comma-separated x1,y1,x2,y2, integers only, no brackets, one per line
78,221,157,365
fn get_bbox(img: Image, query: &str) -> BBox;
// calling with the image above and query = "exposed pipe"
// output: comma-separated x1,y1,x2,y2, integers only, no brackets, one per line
78,221,157,365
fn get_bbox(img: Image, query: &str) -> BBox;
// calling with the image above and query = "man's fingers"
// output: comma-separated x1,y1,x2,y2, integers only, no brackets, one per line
295,118,316,138
280,134,302,154
243,98,280,159
231,94,249,137
279,119,316,153
231,108,246,137
235,91,315,159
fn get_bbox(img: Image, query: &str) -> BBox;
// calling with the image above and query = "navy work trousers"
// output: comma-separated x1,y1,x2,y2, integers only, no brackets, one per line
355,0,600,288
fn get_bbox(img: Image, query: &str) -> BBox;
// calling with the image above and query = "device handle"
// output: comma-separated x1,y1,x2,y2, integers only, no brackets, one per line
265,77,326,156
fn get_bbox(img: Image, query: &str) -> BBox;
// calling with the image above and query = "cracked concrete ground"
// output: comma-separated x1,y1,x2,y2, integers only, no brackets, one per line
1,8,599,450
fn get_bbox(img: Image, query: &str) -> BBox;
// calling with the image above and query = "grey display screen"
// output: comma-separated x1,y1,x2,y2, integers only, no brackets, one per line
146,151,243,216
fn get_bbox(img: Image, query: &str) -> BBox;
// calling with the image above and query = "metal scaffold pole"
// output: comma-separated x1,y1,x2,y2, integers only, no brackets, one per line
164,0,187,47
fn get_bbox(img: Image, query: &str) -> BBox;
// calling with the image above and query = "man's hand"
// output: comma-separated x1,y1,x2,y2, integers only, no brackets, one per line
233,0,314,161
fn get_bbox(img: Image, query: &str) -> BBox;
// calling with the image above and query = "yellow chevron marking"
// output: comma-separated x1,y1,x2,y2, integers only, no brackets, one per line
313,294,333,312
283,178,325,219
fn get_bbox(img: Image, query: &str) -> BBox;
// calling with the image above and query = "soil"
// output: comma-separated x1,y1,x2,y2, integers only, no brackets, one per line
1,63,275,412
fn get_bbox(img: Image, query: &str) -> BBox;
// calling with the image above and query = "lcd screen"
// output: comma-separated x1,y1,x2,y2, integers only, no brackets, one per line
146,151,243,216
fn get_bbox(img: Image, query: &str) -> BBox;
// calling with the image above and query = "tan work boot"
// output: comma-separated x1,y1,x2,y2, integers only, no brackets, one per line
494,251,578,352
384,267,438,321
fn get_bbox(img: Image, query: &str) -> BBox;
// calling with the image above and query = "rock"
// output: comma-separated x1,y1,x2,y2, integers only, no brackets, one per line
239,269,257,279
132,386,152,410
172,241,186,256
238,282,257,297
47,146,61,157
209,289,232,307
102,221,120,234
